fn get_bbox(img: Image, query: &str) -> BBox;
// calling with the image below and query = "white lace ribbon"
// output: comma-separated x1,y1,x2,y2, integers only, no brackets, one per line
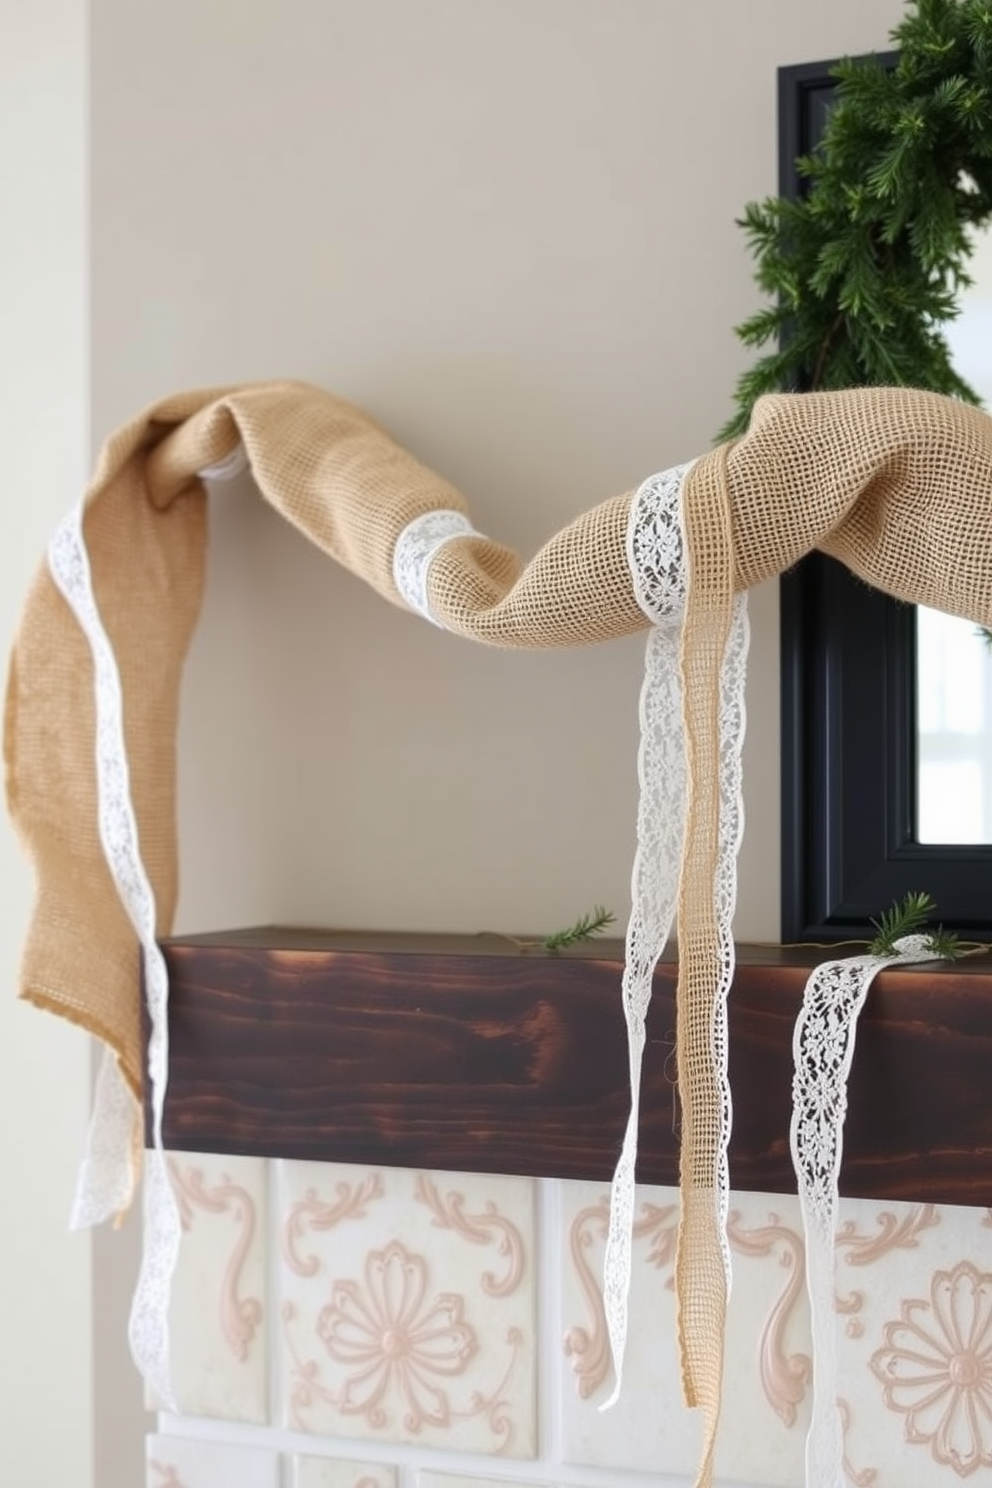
603,461,749,1408
197,442,249,482
711,589,748,1295
601,466,689,1408
52,448,255,1404
790,935,941,1487
70,1041,137,1227
392,509,481,624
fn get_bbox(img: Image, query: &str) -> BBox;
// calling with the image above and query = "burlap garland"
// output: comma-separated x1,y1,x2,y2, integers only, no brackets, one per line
6,380,992,1487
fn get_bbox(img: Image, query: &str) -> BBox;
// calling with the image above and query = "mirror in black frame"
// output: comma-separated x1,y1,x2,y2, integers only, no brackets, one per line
777,56,992,940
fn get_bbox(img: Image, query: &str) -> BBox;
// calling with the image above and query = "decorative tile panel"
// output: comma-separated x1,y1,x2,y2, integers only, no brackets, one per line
145,1433,279,1488
559,1178,701,1473
277,1160,537,1457
559,1180,811,1484
158,1151,269,1423
560,1180,992,1487
838,1195,992,1485
291,1454,398,1488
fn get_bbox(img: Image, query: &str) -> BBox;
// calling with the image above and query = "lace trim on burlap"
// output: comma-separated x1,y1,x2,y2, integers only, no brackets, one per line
602,463,692,1406
791,935,940,1488
392,509,482,624
48,503,183,1411
606,460,749,1488
196,442,248,483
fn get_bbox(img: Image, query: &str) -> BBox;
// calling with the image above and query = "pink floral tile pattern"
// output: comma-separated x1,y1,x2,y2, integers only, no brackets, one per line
145,1433,279,1488
834,1196,992,1486
146,1154,992,1486
158,1151,268,1423
277,1160,536,1457
559,1180,812,1484
870,1260,992,1478
560,1180,992,1487
291,1454,398,1488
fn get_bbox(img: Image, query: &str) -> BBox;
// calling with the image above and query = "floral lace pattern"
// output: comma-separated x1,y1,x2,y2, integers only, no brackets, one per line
48,502,194,1411
70,1041,136,1227
604,463,748,1410
604,461,751,1418
391,510,481,625
713,590,748,1291
790,935,941,1487
601,464,690,1408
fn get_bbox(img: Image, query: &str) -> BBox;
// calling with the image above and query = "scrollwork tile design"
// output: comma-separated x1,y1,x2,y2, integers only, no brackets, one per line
563,1195,677,1402
160,1151,268,1423
558,1179,992,1486
560,1182,817,1485
283,1173,385,1278
559,1179,705,1477
725,1208,812,1430
146,1158,992,1488
277,1161,536,1457
145,1434,279,1488
835,1204,940,1340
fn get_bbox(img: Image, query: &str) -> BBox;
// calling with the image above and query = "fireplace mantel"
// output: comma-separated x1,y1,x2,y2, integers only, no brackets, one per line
148,928,992,1206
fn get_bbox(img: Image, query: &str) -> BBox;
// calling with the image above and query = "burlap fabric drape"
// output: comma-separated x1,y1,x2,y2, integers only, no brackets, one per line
7,380,992,1487
673,387,992,1485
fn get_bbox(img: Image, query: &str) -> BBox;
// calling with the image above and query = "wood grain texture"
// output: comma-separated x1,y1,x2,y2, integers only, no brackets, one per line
149,930,992,1205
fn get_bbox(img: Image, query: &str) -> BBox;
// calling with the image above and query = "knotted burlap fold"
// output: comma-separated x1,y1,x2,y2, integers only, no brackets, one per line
5,380,645,1098
7,380,992,1488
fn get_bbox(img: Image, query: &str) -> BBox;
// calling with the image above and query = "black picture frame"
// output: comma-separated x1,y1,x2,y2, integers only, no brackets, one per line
778,55,992,941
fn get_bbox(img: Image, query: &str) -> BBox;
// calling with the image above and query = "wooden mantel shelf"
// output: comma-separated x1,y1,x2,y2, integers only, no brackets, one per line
149,928,992,1207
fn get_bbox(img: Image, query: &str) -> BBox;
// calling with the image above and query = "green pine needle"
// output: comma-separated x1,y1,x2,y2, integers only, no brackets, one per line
720,0,992,441
543,905,616,954
868,890,960,958
927,925,963,960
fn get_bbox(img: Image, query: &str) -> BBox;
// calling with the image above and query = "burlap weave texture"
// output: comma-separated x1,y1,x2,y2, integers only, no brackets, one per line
7,379,992,1488
5,381,647,1096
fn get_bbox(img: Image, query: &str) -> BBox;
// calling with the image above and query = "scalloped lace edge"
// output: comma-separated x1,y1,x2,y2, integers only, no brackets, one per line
392,509,481,623
602,463,748,1410
791,934,941,1487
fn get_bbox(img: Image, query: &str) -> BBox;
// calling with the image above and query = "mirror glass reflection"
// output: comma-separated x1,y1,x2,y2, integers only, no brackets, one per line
916,226,992,843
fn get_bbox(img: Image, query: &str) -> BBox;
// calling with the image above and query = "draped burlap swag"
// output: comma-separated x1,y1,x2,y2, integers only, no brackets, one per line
7,382,992,1488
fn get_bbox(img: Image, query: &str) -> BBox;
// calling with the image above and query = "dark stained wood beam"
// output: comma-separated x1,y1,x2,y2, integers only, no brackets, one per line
148,929,992,1206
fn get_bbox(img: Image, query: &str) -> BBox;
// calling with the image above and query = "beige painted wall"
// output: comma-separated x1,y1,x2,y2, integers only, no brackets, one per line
0,3,91,1487
89,0,904,955
5,3,911,1487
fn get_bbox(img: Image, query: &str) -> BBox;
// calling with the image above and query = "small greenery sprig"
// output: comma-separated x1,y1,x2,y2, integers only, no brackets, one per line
868,890,961,958
721,0,992,443
542,905,616,954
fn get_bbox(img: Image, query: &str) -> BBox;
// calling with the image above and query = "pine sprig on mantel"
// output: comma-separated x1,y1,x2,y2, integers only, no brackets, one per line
542,905,616,954
868,890,961,958
720,0,992,442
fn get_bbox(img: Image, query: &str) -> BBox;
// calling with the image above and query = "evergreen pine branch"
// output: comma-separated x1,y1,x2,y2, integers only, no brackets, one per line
542,905,616,954
869,890,936,952
868,890,961,958
927,924,963,959
719,0,992,438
